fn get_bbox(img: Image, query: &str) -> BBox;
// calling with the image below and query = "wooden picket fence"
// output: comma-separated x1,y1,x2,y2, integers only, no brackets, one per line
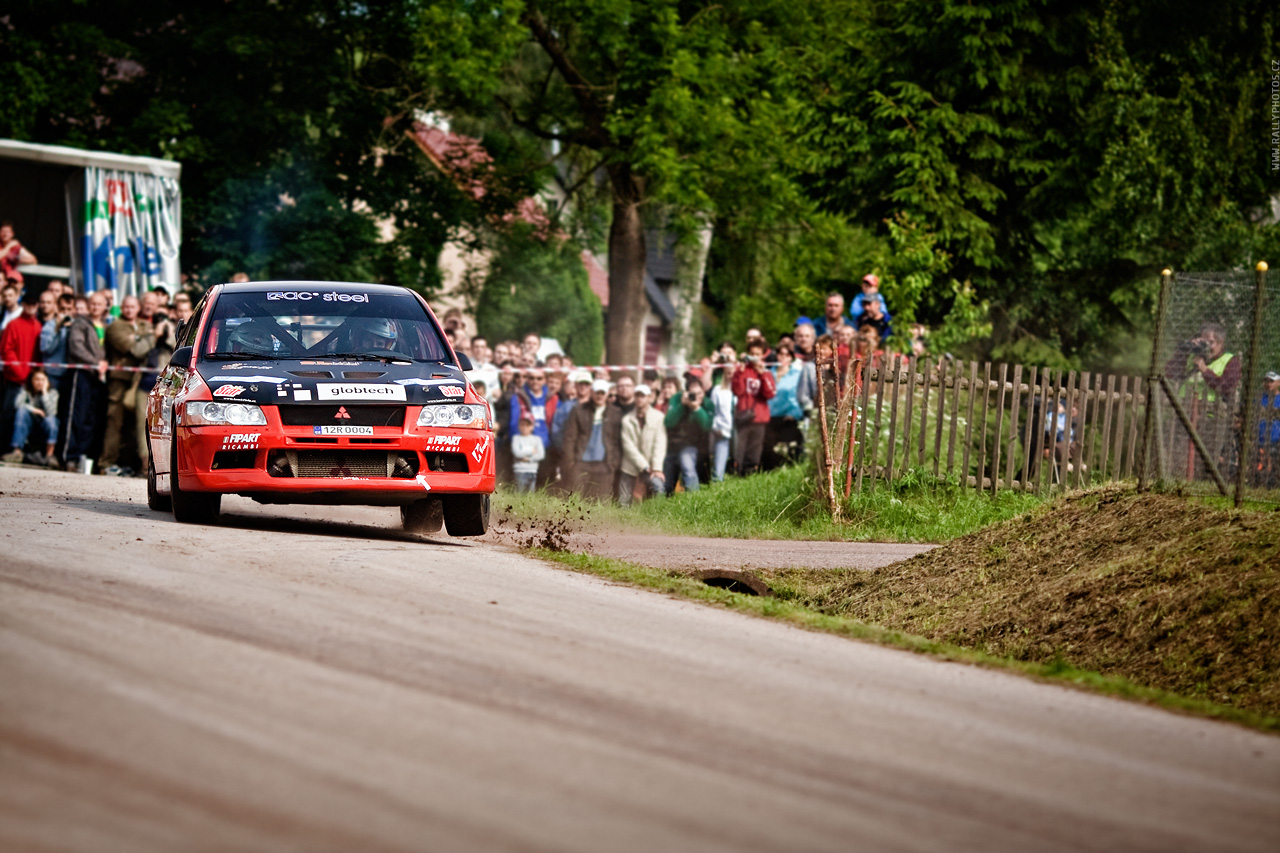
816,354,1149,500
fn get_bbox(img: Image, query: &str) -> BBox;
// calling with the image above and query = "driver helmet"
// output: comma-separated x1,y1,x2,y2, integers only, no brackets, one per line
226,321,275,354
348,316,397,349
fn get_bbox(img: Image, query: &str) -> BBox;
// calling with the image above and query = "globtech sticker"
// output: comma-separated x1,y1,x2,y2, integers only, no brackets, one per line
315,383,407,402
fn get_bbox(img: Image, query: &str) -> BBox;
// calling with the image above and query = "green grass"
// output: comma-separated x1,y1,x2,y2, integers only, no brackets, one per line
496,463,1045,543
534,548,1278,732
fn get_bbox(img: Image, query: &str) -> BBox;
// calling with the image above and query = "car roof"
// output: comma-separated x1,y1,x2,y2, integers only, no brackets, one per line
215,281,413,295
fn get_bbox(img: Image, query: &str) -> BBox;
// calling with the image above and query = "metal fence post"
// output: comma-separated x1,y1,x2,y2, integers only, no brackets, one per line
1235,261,1269,507
1139,269,1173,491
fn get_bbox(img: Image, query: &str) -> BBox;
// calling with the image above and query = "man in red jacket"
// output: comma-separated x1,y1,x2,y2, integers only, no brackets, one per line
1,291,44,450
731,339,776,477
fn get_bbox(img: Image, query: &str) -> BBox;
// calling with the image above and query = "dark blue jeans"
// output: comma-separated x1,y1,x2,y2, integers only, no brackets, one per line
58,369,104,464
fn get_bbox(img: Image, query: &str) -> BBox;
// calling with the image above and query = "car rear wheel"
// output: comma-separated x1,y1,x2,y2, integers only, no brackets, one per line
401,498,444,534
442,493,490,537
170,429,221,525
146,454,171,513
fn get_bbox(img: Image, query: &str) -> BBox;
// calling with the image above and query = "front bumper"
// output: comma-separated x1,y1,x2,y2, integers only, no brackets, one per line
174,405,495,502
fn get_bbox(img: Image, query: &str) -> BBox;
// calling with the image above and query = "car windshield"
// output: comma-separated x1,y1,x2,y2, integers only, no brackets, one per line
201,289,452,363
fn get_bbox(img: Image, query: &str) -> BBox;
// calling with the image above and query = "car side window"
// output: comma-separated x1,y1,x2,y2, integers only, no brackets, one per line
182,294,210,348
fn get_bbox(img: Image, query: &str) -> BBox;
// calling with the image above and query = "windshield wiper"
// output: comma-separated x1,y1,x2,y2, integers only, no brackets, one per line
321,352,415,363
205,352,280,360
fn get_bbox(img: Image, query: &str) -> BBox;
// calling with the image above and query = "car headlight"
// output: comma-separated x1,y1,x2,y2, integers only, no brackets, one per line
184,401,268,426
417,404,489,429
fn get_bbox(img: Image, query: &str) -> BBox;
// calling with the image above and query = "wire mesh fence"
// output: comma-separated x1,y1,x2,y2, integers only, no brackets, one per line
1141,266,1278,503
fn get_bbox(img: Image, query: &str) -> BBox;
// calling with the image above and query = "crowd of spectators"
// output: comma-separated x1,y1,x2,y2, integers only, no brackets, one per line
455,272,903,505
17,257,1272,498
1,254,191,475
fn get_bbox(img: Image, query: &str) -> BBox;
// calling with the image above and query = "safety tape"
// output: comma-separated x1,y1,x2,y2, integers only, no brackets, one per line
2,359,153,373
2,359,783,374
3,358,817,375
474,361,791,374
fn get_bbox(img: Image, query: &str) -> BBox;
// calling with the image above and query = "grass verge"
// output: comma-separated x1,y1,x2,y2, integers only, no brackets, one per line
498,463,1045,542
534,548,1279,732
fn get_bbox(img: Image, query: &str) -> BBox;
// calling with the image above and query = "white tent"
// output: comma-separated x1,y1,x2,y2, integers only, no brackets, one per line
0,139,182,296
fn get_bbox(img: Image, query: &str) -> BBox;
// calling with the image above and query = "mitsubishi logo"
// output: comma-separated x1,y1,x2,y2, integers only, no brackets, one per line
334,406,352,419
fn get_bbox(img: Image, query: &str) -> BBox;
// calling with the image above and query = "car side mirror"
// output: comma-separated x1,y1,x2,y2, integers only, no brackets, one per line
455,352,474,371
170,346,194,370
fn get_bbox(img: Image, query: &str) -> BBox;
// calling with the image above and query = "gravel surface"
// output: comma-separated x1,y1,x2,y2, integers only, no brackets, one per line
3,463,1278,852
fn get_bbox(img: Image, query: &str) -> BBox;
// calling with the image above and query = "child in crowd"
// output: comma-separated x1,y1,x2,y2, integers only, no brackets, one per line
510,413,545,493
4,368,59,466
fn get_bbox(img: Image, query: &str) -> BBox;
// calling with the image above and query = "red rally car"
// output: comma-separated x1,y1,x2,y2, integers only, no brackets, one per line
146,281,495,535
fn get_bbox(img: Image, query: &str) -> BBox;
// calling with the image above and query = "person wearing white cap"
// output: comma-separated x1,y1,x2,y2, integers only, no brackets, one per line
618,384,667,505
561,378,613,499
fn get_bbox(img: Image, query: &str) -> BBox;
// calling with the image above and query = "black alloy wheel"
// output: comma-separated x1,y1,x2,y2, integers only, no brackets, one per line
442,493,490,537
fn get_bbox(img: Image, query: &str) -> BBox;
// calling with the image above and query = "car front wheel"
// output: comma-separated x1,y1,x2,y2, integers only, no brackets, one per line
170,428,221,525
442,493,490,537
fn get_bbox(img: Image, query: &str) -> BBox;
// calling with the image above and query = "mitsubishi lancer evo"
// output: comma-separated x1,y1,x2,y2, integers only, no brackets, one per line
145,281,495,535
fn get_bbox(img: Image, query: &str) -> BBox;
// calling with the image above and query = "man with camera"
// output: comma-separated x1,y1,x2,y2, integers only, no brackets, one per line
1165,323,1242,402
39,292,76,388
663,375,714,493
1163,322,1242,480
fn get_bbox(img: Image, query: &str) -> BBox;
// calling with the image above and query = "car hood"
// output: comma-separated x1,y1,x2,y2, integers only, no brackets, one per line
195,358,472,407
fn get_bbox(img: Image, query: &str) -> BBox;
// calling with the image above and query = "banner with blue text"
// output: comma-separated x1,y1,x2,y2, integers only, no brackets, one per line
82,167,181,296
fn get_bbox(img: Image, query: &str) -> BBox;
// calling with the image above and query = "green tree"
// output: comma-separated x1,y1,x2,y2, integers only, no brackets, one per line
800,0,1279,368
416,0,817,365
469,226,604,365
2,0,471,293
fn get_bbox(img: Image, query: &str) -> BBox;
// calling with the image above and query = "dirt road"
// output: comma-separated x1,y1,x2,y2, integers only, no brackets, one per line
2,465,1277,852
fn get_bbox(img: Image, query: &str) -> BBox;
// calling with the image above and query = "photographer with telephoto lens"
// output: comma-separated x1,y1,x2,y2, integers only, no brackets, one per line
1163,321,1242,481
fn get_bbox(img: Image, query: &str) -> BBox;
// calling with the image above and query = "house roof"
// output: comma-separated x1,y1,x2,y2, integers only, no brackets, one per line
645,230,679,283
408,122,551,232
645,272,676,324
411,121,675,323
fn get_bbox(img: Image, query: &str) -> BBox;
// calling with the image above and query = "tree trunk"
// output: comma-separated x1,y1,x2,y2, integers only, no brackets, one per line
605,166,648,370
669,216,713,365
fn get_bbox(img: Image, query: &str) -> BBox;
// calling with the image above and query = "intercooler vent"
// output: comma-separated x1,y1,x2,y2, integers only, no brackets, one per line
266,449,419,479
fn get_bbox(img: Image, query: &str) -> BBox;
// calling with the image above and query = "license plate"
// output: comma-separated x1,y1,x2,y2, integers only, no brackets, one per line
313,425,375,436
